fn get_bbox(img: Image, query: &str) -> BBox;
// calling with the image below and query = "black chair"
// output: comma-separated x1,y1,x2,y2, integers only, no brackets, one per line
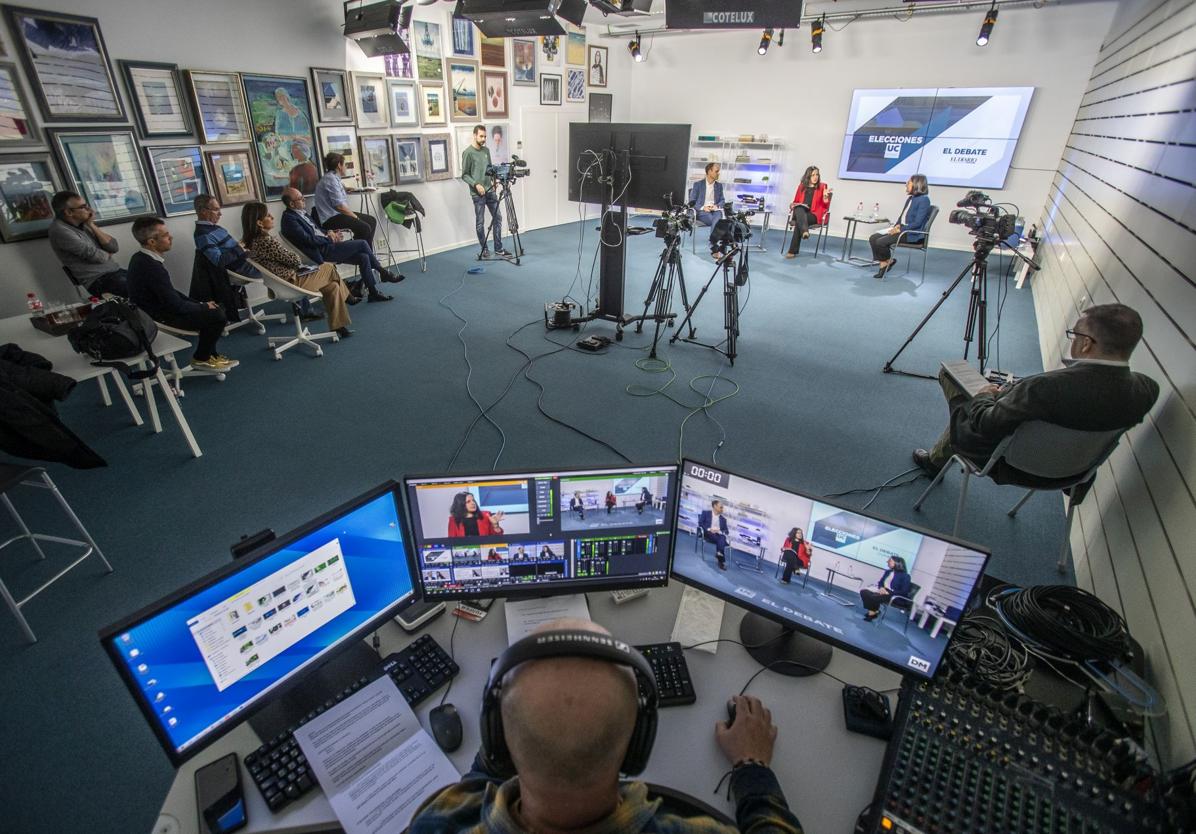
781,192,833,258
886,205,939,283
878,581,921,633
774,548,811,588
61,266,91,301
639,782,735,825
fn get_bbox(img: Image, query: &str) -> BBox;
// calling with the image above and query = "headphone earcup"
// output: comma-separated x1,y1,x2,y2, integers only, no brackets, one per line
620,694,658,776
479,686,512,775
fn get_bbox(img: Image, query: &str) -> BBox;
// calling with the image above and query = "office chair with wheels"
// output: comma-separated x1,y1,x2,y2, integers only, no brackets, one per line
247,259,340,360
225,269,287,335
886,205,938,283
878,581,921,633
780,193,833,258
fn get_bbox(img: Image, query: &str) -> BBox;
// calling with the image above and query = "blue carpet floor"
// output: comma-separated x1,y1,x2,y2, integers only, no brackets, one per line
0,221,1058,833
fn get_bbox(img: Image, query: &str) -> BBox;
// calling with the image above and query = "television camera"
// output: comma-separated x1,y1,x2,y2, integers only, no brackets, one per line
711,201,754,259
653,196,694,241
486,155,530,183
479,155,529,264
948,190,1016,245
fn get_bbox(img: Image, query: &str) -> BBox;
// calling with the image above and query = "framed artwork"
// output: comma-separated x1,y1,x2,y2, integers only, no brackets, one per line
358,134,394,187
144,145,208,217
0,62,41,148
480,34,505,68
47,129,154,224
311,67,354,123
420,84,447,126
2,6,124,122
414,20,444,83
119,60,192,139
393,134,423,184
203,147,261,207
566,68,585,103
566,32,586,66
317,125,359,181
0,153,61,242
482,71,508,119
386,79,420,128
589,92,612,123
423,133,452,181
350,72,389,130
242,73,319,199
451,17,474,57
385,27,414,79
588,46,608,88
453,125,474,171
488,123,511,164
512,39,536,86
446,59,479,123
540,35,562,68
184,70,251,144
540,73,562,106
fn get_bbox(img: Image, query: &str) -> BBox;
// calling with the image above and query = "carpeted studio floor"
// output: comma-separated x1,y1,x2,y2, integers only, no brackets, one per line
1,220,1060,833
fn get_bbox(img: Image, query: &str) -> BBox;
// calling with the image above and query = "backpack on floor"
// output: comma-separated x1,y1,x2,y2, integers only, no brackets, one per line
67,299,160,381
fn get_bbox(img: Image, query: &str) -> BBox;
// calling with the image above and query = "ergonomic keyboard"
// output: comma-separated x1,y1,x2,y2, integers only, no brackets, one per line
635,642,696,707
244,633,458,812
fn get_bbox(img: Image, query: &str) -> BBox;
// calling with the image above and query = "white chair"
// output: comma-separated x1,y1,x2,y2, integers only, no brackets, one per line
277,235,360,284
226,269,287,335
247,258,340,360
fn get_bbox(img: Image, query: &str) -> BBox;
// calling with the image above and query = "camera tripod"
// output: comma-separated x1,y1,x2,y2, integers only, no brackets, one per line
477,177,525,265
634,231,691,359
671,242,744,365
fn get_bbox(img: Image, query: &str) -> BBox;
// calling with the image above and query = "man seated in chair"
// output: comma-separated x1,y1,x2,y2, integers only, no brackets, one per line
408,618,803,834
192,194,259,320
47,190,129,298
699,499,730,570
569,492,586,520
689,162,726,253
913,304,1159,482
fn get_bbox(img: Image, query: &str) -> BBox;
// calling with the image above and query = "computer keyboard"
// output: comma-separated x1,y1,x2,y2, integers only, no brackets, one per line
635,642,696,707
244,634,458,812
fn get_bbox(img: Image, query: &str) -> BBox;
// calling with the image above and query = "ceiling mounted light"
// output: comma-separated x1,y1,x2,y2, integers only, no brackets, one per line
758,28,774,56
628,32,644,62
811,16,824,54
777,28,785,47
977,4,998,46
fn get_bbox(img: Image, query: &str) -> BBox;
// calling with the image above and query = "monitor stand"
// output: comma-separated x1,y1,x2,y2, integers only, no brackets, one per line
248,641,380,741
739,613,832,677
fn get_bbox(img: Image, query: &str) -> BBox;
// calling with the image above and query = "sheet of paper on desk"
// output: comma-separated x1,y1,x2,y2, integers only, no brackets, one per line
292,676,459,834
504,593,591,644
671,586,725,654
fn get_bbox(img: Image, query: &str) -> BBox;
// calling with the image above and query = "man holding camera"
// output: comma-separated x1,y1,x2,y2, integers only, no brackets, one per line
461,124,508,258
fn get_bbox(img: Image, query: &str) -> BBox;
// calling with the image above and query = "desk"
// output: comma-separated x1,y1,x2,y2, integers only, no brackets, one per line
917,601,958,639
838,215,891,265
821,567,863,606
0,314,203,458
154,581,899,834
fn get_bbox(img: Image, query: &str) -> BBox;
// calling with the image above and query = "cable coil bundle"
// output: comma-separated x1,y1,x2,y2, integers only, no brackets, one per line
993,584,1130,663
945,614,1031,690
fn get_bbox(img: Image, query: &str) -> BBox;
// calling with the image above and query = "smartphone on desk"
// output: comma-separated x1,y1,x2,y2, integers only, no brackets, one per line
195,752,247,834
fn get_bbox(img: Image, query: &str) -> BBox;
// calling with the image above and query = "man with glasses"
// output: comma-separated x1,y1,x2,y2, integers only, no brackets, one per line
914,304,1159,478
48,191,129,297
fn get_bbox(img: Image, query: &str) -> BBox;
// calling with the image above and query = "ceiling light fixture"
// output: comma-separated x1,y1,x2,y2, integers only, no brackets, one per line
811,16,824,54
629,31,643,62
758,28,774,56
977,4,998,46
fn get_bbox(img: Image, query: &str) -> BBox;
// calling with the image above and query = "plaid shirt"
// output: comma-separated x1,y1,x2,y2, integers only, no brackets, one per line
409,753,803,834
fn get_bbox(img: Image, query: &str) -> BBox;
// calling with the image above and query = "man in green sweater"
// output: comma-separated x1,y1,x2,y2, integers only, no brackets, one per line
461,124,508,257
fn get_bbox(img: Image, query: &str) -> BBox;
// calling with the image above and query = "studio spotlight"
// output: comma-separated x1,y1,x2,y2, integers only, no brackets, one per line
811,16,824,53
629,32,643,62
977,4,998,46
777,28,785,47
758,28,774,55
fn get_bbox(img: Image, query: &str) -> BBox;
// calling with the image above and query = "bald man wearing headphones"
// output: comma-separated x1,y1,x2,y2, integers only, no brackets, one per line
409,618,803,833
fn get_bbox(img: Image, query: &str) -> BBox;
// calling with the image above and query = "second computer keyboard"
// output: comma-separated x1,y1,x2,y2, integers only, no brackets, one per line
635,641,696,707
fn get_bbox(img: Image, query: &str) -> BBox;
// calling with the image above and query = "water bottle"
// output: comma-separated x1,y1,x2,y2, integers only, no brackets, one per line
872,202,880,221
855,201,863,219
26,292,44,316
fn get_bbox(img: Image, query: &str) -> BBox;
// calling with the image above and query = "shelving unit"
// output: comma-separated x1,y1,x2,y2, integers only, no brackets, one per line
690,133,785,252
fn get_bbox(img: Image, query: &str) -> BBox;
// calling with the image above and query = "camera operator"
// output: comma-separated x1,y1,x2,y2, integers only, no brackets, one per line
460,124,508,257
689,162,726,256
869,174,930,279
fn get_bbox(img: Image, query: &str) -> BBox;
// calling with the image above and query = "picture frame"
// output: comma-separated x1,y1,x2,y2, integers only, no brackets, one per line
512,39,536,86
589,92,612,123
385,26,415,79
350,72,389,130
2,6,125,122
423,132,453,181
144,145,209,217
0,61,42,148
317,125,359,182
540,73,562,107
203,147,261,207
566,31,586,66
540,35,562,68
386,79,420,128
393,134,424,184
446,59,480,123
587,45,608,88
311,67,354,123
184,70,251,144
47,129,155,224
0,153,62,242
241,73,320,200
480,34,506,68
488,123,511,164
451,17,475,57
118,60,192,140
414,20,444,83
420,84,447,126
566,68,585,104
482,70,509,119
358,134,394,187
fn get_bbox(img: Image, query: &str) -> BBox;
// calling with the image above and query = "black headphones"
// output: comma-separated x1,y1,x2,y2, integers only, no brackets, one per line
479,629,659,776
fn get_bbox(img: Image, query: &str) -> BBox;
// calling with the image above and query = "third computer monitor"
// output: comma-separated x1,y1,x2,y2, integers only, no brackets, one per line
672,460,990,680
404,464,678,600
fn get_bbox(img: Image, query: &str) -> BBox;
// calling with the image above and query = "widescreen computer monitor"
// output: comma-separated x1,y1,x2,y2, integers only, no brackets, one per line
404,463,679,600
99,482,419,765
672,460,991,680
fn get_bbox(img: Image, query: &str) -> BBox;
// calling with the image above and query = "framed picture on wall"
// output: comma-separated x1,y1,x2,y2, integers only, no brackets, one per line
184,70,251,144
2,6,125,122
423,133,453,181
144,145,208,217
414,20,444,83
480,34,505,68
540,35,562,68
241,73,319,200
386,79,420,128
393,134,424,184
350,72,389,130
566,31,586,66
512,39,536,86
0,62,42,148
203,147,261,207
540,73,562,106
119,60,192,138
482,71,508,119
48,129,155,224
446,59,479,122
451,17,475,57
420,84,447,126
0,153,62,242
317,125,359,181
311,67,354,123
358,134,394,187
589,92,612,123
566,68,585,103
587,45,608,88
488,123,510,163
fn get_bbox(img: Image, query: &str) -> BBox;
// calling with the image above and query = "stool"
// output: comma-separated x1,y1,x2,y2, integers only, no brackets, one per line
0,464,112,642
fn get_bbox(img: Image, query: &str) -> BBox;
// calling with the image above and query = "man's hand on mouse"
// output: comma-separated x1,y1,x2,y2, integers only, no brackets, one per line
715,694,778,766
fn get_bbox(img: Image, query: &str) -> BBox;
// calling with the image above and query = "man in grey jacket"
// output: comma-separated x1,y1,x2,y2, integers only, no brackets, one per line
47,191,129,298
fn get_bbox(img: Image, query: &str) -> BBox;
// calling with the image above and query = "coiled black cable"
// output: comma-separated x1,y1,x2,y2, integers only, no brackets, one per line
945,614,1030,690
995,585,1129,663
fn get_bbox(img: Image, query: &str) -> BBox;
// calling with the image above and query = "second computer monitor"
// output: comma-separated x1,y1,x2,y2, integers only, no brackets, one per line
404,464,678,600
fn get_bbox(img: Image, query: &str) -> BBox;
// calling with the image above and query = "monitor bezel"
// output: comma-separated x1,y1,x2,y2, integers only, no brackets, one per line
402,462,680,602
98,480,420,766
671,458,992,681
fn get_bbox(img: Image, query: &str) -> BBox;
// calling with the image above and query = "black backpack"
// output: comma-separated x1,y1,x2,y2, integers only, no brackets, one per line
67,299,160,381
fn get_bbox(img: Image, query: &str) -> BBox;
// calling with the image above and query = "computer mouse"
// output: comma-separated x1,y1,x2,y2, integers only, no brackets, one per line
429,703,463,752
725,699,737,728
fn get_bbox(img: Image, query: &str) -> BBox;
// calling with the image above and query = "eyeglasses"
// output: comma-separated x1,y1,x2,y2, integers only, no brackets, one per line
1066,328,1097,344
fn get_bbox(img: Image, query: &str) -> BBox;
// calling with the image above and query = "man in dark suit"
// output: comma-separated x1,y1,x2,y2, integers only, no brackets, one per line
915,304,1159,480
127,216,237,373
698,499,730,570
689,162,726,254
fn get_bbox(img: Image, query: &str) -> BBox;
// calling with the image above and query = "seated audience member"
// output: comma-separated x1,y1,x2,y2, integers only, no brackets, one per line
314,152,378,247
570,492,586,520
699,499,730,570
447,492,505,537
126,216,237,372
689,162,726,250
785,166,832,258
605,490,617,514
408,618,803,834
860,557,911,622
869,174,930,279
779,527,812,584
915,304,1160,481
636,486,652,514
192,194,259,319
47,191,129,297
240,201,354,338
280,187,399,303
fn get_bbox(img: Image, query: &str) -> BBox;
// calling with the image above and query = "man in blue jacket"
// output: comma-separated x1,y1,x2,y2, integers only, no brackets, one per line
698,499,730,570
689,163,726,251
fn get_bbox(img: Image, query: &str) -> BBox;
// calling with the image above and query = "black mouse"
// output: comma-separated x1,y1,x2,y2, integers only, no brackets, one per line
725,699,737,727
429,703,463,752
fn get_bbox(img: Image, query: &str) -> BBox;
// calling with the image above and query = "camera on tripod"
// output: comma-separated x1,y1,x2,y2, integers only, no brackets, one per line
486,155,530,183
653,198,694,240
948,190,1016,244
711,201,753,250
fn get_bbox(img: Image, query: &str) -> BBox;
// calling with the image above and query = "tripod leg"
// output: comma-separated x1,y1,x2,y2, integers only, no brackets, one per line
671,257,724,343
883,260,975,375
638,251,670,334
977,262,988,371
